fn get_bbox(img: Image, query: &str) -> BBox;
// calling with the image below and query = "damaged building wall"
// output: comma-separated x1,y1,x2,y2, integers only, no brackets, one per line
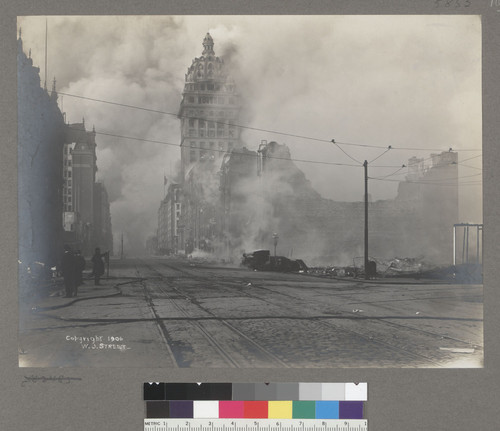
160,34,461,266
220,141,460,266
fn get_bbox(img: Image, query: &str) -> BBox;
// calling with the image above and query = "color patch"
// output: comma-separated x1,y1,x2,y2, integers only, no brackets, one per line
244,401,268,418
144,383,166,400
169,401,194,418
292,401,315,418
255,383,278,400
268,401,293,419
315,401,339,419
345,383,367,401
321,383,345,401
146,401,169,418
339,401,363,419
193,401,219,418
165,383,232,400
219,401,245,418
233,383,255,400
299,383,322,400
276,383,299,401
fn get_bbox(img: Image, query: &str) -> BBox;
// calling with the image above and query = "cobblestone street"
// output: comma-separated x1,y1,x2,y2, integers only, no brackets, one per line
19,257,483,368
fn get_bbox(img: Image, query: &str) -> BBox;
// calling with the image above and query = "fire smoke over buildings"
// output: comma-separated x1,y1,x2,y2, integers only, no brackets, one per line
17,16,482,257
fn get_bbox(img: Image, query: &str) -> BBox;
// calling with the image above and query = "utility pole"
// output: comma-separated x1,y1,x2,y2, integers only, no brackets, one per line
120,233,124,260
273,233,279,259
364,160,369,280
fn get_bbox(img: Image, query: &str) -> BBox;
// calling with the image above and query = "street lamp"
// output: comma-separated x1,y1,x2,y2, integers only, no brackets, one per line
272,233,279,258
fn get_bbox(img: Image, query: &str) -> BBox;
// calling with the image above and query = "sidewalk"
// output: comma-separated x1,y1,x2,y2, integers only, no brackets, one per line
28,274,123,312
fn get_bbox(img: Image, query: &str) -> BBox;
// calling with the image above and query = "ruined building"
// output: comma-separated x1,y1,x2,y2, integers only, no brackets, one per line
218,141,459,265
157,33,460,265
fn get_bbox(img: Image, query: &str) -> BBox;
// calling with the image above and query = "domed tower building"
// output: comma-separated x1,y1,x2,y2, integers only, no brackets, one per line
179,33,242,178
176,33,242,254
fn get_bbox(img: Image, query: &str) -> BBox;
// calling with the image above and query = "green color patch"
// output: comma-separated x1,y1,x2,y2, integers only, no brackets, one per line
292,401,316,418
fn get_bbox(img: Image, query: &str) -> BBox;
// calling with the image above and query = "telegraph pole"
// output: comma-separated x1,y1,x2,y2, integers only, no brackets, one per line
364,160,369,280
120,233,124,260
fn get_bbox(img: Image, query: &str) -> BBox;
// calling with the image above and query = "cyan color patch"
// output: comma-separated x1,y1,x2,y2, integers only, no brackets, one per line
315,401,339,419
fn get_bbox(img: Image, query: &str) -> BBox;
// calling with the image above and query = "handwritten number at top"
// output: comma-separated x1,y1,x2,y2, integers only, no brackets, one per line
435,0,472,7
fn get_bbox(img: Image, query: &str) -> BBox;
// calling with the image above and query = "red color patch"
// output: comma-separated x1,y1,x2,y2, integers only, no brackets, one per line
244,401,268,418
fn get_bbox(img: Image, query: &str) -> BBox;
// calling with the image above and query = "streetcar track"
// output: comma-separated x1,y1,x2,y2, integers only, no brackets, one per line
222,276,484,349
141,261,291,367
138,276,179,368
152,261,449,366
132,259,482,367
151,279,241,368
154,260,482,364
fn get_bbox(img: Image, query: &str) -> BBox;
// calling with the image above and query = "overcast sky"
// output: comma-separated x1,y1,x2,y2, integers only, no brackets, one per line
17,15,482,254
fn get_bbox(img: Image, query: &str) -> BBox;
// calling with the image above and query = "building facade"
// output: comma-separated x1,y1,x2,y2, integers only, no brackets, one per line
157,183,182,254
62,122,98,255
173,33,243,254
62,122,113,256
93,182,114,255
18,32,66,268
178,33,242,178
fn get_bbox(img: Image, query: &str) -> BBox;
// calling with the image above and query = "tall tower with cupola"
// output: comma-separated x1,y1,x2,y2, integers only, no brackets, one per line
178,33,242,180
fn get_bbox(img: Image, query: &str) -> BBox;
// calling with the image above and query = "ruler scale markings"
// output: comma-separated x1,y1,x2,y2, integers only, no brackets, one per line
144,420,367,431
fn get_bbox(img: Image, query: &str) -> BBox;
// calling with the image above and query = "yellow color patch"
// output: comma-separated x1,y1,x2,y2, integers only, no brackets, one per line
268,401,293,419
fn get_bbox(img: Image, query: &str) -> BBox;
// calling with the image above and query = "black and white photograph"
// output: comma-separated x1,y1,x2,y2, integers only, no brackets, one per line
17,15,483,368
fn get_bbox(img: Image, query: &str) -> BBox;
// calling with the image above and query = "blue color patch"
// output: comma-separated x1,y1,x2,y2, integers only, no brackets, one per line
315,401,339,419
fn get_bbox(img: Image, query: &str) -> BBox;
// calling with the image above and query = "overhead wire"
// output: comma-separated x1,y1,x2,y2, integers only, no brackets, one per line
369,172,482,185
69,126,362,168
59,91,482,154
368,146,392,164
330,139,363,165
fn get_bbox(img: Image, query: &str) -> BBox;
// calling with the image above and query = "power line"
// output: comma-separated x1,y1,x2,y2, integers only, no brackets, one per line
59,91,483,153
372,165,406,180
70,126,362,169
369,172,482,185
369,146,392,164
331,139,363,165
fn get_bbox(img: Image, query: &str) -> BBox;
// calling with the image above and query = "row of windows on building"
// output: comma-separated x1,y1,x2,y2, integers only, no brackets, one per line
186,125,236,139
184,110,237,122
184,82,235,93
186,95,237,105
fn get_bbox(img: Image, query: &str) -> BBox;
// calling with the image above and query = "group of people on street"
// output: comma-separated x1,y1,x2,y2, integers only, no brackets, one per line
60,245,108,298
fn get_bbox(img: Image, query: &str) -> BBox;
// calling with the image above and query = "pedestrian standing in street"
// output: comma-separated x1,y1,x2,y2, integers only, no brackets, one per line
74,250,86,294
60,245,77,298
91,247,105,285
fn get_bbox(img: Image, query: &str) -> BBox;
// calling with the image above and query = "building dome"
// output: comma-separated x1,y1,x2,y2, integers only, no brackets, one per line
185,33,226,83
202,33,214,55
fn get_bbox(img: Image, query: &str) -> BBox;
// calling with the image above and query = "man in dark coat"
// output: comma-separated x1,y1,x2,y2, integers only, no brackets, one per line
91,247,105,285
61,245,77,298
74,250,86,294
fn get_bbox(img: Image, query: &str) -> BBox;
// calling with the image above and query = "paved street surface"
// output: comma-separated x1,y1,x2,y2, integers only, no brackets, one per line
19,257,483,368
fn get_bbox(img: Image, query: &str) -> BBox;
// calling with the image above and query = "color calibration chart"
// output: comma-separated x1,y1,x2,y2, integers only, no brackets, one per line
144,383,368,431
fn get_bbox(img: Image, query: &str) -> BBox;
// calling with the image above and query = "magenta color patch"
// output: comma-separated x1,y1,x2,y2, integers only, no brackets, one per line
219,401,245,418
